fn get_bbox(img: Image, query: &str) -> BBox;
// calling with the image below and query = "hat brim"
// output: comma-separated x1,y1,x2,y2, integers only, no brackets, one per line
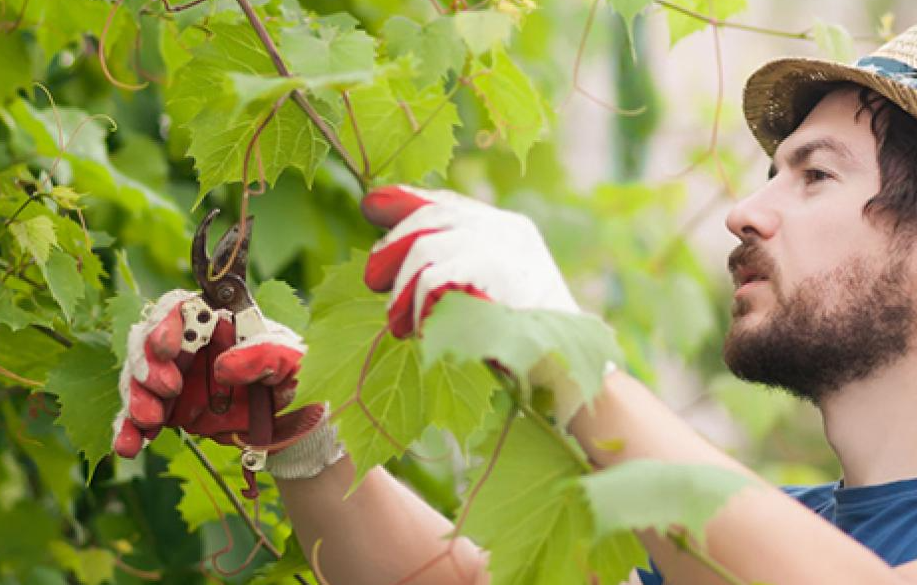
744,57,917,156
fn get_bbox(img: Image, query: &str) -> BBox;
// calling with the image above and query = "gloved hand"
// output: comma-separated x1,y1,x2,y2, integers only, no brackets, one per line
112,290,343,479
362,185,607,427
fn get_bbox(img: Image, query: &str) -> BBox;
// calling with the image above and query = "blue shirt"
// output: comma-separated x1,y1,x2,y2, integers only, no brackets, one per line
638,478,917,584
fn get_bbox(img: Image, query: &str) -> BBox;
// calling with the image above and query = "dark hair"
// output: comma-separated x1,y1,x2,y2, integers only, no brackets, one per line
851,85,917,233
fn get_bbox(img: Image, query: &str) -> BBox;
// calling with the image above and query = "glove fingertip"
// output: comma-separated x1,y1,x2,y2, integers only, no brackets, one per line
149,303,185,361
114,419,142,458
362,185,432,229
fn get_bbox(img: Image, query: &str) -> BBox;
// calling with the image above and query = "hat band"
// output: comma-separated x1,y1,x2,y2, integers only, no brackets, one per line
855,56,917,80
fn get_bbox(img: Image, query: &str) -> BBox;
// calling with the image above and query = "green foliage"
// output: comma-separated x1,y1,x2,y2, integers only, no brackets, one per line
0,1,846,582
44,342,121,480
813,20,856,63
254,279,311,337
454,10,514,56
10,215,56,265
280,24,376,90
581,460,754,542
165,437,283,534
421,293,622,413
41,249,85,322
608,0,653,52
49,542,116,585
339,66,461,183
665,0,748,45
105,288,146,365
382,16,466,88
293,252,495,484
470,47,547,170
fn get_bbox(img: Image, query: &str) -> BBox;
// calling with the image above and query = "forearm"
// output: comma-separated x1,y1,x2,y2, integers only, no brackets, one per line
569,370,904,585
276,455,488,585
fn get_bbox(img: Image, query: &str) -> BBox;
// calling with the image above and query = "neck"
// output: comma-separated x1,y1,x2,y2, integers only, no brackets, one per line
819,354,917,487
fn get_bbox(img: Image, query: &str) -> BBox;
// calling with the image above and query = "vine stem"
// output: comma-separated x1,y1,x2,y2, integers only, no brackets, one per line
0,364,42,388
342,90,370,178
653,0,812,40
667,529,751,585
160,0,209,12
31,324,73,348
112,555,162,580
1,191,40,228
182,434,281,557
232,0,365,191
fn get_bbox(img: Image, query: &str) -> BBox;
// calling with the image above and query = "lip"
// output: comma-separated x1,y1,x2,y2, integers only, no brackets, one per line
734,279,768,298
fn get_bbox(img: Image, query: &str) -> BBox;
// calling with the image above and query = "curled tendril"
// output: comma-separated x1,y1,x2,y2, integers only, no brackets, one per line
100,0,149,91
559,0,647,116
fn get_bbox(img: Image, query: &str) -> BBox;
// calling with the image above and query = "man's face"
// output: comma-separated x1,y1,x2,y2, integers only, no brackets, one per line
722,88,916,402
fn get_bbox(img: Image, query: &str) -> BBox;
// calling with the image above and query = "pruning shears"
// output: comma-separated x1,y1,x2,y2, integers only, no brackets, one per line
180,209,273,499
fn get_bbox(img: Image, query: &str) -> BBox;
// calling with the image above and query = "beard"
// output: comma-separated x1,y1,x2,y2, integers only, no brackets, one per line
723,243,916,404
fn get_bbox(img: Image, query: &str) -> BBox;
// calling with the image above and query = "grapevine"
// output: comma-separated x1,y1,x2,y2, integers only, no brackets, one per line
0,1,883,584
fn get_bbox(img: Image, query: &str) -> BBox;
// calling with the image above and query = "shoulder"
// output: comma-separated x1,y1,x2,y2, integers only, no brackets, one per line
781,482,838,513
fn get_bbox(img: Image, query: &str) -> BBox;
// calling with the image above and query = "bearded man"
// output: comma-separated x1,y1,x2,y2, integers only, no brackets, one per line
113,23,917,585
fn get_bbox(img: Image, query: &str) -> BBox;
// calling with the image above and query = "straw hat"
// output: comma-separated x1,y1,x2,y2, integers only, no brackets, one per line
744,25,917,156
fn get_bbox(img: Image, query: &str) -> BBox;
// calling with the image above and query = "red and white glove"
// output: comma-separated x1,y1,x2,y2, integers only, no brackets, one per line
362,185,609,427
112,290,343,479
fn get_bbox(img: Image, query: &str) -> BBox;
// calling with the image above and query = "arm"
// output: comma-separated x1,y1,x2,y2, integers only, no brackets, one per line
570,370,907,585
276,457,488,585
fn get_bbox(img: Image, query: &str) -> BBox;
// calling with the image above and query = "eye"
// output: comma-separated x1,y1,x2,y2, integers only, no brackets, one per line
803,168,832,185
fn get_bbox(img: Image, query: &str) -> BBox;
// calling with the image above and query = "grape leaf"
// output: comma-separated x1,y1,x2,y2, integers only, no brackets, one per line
420,294,622,417
290,250,389,414
0,289,36,331
186,98,336,203
164,439,281,532
382,16,466,88
49,542,115,585
292,252,495,484
580,460,754,542
461,415,620,585
250,533,313,585
609,0,653,53
0,32,32,102
470,48,547,171
1,401,77,512
591,531,651,585
0,324,67,383
10,215,57,266
664,0,747,46
44,342,121,481
0,501,58,576
425,357,495,448
225,72,307,115
105,288,146,366
813,20,855,63
254,279,310,338
339,71,460,183
280,24,376,90
40,249,85,322
454,10,514,56
167,23,336,201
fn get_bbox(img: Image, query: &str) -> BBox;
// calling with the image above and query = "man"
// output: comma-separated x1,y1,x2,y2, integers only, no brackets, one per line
114,24,917,585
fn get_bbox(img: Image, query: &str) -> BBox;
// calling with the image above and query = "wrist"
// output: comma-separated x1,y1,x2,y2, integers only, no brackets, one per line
265,406,345,480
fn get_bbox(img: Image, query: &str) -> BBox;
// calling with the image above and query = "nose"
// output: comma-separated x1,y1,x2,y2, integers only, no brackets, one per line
725,187,780,242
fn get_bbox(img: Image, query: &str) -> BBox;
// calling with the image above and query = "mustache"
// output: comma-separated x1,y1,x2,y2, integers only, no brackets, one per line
728,243,777,280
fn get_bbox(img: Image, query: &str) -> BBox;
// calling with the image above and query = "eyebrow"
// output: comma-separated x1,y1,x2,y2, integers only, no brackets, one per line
767,138,858,179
